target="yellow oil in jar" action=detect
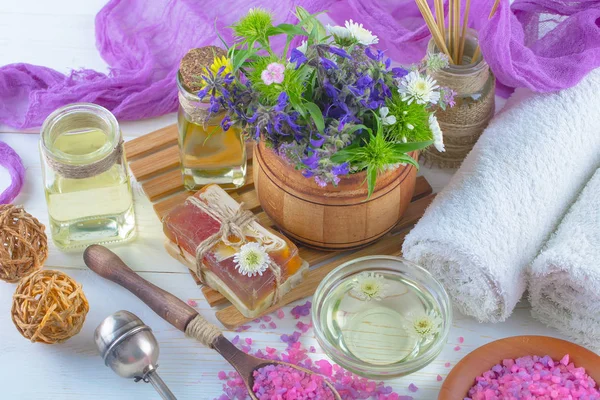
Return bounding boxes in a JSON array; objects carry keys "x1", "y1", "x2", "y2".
[
  {"x1": 44, "y1": 128, "x2": 135, "y2": 249},
  {"x1": 177, "y1": 108, "x2": 247, "y2": 191}
]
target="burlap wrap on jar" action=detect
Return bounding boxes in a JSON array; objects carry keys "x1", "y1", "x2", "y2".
[{"x1": 422, "y1": 30, "x2": 495, "y2": 169}]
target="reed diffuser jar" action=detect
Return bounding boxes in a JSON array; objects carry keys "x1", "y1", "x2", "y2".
[
  {"x1": 176, "y1": 72, "x2": 247, "y2": 191},
  {"x1": 423, "y1": 29, "x2": 495, "y2": 168},
  {"x1": 40, "y1": 103, "x2": 136, "y2": 249}
]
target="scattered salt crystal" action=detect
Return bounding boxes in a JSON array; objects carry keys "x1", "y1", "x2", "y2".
[
  {"x1": 231, "y1": 335, "x2": 240, "y2": 345},
  {"x1": 290, "y1": 301, "x2": 311, "y2": 319},
  {"x1": 437, "y1": 375, "x2": 443, "y2": 381},
  {"x1": 262, "y1": 315, "x2": 272, "y2": 322},
  {"x1": 245, "y1": 338, "x2": 252, "y2": 345},
  {"x1": 458, "y1": 336, "x2": 464, "y2": 344},
  {"x1": 454, "y1": 346, "x2": 461, "y2": 351},
  {"x1": 217, "y1": 371, "x2": 227, "y2": 380},
  {"x1": 187, "y1": 299, "x2": 198, "y2": 307},
  {"x1": 408, "y1": 383, "x2": 418, "y2": 392},
  {"x1": 235, "y1": 325, "x2": 251, "y2": 332},
  {"x1": 444, "y1": 362, "x2": 451, "y2": 368},
  {"x1": 268, "y1": 321, "x2": 277, "y2": 329},
  {"x1": 276, "y1": 309, "x2": 285, "y2": 319},
  {"x1": 253, "y1": 318, "x2": 261, "y2": 323}
]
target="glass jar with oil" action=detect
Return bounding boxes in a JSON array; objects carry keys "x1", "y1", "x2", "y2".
[
  {"x1": 177, "y1": 71, "x2": 247, "y2": 191},
  {"x1": 40, "y1": 103, "x2": 136, "y2": 249},
  {"x1": 312, "y1": 256, "x2": 452, "y2": 378}
]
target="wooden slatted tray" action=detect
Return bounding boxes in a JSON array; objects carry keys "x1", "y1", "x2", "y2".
[{"x1": 125, "y1": 125, "x2": 434, "y2": 329}]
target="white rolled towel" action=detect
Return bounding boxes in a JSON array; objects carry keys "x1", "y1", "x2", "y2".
[
  {"x1": 402, "y1": 69, "x2": 600, "y2": 323},
  {"x1": 529, "y1": 169, "x2": 600, "y2": 349}
]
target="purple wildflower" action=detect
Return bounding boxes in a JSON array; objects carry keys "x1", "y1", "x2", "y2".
[
  {"x1": 290, "y1": 48, "x2": 307, "y2": 69},
  {"x1": 332, "y1": 163, "x2": 349, "y2": 176},
  {"x1": 392, "y1": 67, "x2": 409, "y2": 78},
  {"x1": 320, "y1": 57, "x2": 338, "y2": 70},
  {"x1": 220, "y1": 115, "x2": 232, "y2": 131},
  {"x1": 328, "y1": 46, "x2": 351, "y2": 59}
]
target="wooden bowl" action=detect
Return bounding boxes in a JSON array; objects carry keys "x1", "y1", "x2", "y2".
[
  {"x1": 253, "y1": 142, "x2": 418, "y2": 250},
  {"x1": 439, "y1": 336, "x2": 600, "y2": 399}
]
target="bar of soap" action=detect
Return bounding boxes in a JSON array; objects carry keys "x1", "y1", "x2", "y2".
[{"x1": 163, "y1": 184, "x2": 308, "y2": 318}]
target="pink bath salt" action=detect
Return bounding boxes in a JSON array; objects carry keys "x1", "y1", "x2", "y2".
[
  {"x1": 245, "y1": 338, "x2": 253, "y2": 345},
  {"x1": 269, "y1": 321, "x2": 277, "y2": 329},
  {"x1": 217, "y1": 371, "x2": 227, "y2": 380},
  {"x1": 231, "y1": 335, "x2": 240, "y2": 345},
  {"x1": 458, "y1": 336, "x2": 464, "y2": 344},
  {"x1": 466, "y1": 354, "x2": 600, "y2": 400},
  {"x1": 437, "y1": 375, "x2": 443, "y2": 381},
  {"x1": 187, "y1": 299, "x2": 198, "y2": 307},
  {"x1": 408, "y1": 383, "x2": 418, "y2": 392},
  {"x1": 444, "y1": 362, "x2": 451, "y2": 368},
  {"x1": 316, "y1": 359, "x2": 333, "y2": 377},
  {"x1": 276, "y1": 309, "x2": 285, "y2": 319},
  {"x1": 252, "y1": 364, "x2": 335, "y2": 399},
  {"x1": 235, "y1": 325, "x2": 251, "y2": 332},
  {"x1": 454, "y1": 346, "x2": 461, "y2": 351},
  {"x1": 262, "y1": 315, "x2": 272, "y2": 322}
]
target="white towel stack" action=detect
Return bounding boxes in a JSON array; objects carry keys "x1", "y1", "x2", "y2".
[
  {"x1": 529, "y1": 169, "x2": 600, "y2": 350},
  {"x1": 402, "y1": 70, "x2": 600, "y2": 323}
]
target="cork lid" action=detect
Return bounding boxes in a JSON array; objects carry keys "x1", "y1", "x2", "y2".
[{"x1": 179, "y1": 46, "x2": 228, "y2": 92}]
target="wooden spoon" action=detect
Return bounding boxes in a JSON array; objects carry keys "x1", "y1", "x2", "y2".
[{"x1": 84, "y1": 245, "x2": 341, "y2": 400}]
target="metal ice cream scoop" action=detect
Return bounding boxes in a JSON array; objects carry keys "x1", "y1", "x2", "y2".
[{"x1": 95, "y1": 310, "x2": 177, "y2": 400}]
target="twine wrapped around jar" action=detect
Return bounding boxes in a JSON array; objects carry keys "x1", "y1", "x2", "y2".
[{"x1": 422, "y1": 30, "x2": 495, "y2": 169}]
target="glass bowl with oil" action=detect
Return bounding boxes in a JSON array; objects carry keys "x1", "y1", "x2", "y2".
[{"x1": 312, "y1": 255, "x2": 452, "y2": 379}]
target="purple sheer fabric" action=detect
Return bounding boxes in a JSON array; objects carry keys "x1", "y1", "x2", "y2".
[{"x1": 1, "y1": 0, "x2": 599, "y2": 129}]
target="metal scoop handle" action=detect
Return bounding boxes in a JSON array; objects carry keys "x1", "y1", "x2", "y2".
[{"x1": 146, "y1": 369, "x2": 177, "y2": 400}]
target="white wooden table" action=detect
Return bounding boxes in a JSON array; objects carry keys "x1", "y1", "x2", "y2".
[{"x1": 0, "y1": 1, "x2": 570, "y2": 399}]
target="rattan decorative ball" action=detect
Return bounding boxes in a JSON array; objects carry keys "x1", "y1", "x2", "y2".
[
  {"x1": 0, "y1": 204, "x2": 48, "y2": 283},
  {"x1": 11, "y1": 269, "x2": 89, "y2": 344}
]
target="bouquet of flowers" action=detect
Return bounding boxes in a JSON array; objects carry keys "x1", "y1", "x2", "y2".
[{"x1": 197, "y1": 7, "x2": 454, "y2": 196}]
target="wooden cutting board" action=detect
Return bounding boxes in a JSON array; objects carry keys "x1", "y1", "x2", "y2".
[{"x1": 124, "y1": 124, "x2": 434, "y2": 329}]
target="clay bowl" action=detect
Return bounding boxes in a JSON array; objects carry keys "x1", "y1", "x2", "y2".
[{"x1": 439, "y1": 336, "x2": 600, "y2": 399}]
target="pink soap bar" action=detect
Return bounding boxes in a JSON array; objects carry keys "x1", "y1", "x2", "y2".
[{"x1": 163, "y1": 184, "x2": 307, "y2": 317}]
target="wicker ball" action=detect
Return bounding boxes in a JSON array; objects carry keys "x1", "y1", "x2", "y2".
[
  {"x1": 11, "y1": 269, "x2": 89, "y2": 344},
  {"x1": 0, "y1": 204, "x2": 48, "y2": 283}
]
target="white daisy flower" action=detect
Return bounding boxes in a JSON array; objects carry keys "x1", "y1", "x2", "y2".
[
  {"x1": 379, "y1": 107, "x2": 397, "y2": 126},
  {"x1": 404, "y1": 310, "x2": 443, "y2": 340},
  {"x1": 297, "y1": 40, "x2": 308, "y2": 54},
  {"x1": 344, "y1": 19, "x2": 379, "y2": 45},
  {"x1": 326, "y1": 24, "x2": 352, "y2": 40},
  {"x1": 429, "y1": 114, "x2": 445, "y2": 152},
  {"x1": 350, "y1": 272, "x2": 389, "y2": 301},
  {"x1": 233, "y1": 242, "x2": 271, "y2": 277},
  {"x1": 397, "y1": 71, "x2": 440, "y2": 106}
]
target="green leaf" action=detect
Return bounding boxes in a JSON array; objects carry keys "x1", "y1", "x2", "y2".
[
  {"x1": 289, "y1": 92, "x2": 306, "y2": 118},
  {"x1": 389, "y1": 140, "x2": 434, "y2": 153},
  {"x1": 232, "y1": 47, "x2": 258, "y2": 72},
  {"x1": 296, "y1": 6, "x2": 327, "y2": 42},
  {"x1": 304, "y1": 102, "x2": 325, "y2": 134},
  {"x1": 366, "y1": 165, "x2": 378, "y2": 198},
  {"x1": 268, "y1": 23, "x2": 307, "y2": 37},
  {"x1": 330, "y1": 144, "x2": 360, "y2": 163},
  {"x1": 392, "y1": 154, "x2": 420, "y2": 169},
  {"x1": 215, "y1": 20, "x2": 230, "y2": 50}
]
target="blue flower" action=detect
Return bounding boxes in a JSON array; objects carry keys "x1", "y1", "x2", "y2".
[
  {"x1": 274, "y1": 92, "x2": 289, "y2": 112},
  {"x1": 302, "y1": 170, "x2": 315, "y2": 178},
  {"x1": 302, "y1": 153, "x2": 320, "y2": 169},
  {"x1": 328, "y1": 46, "x2": 351, "y2": 59},
  {"x1": 323, "y1": 81, "x2": 338, "y2": 100},
  {"x1": 197, "y1": 87, "x2": 208, "y2": 99},
  {"x1": 332, "y1": 163, "x2": 349, "y2": 176},
  {"x1": 310, "y1": 134, "x2": 325, "y2": 148},
  {"x1": 320, "y1": 57, "x2": 338, "y2": 70},
  {"x1": 209, "y1": 96, "x2": 220, "y2": 113},
  {"x1": 392, "y1": 67, "x2": 409, "y2": 78},
  {"x1": 220, "y1": 115, "x2": 232, "y2": 131},
  {"x1": 356, "y1": 74, "x2": 373, "y2": 89},
  {"x1": 290, "y1": 48, "x2": 307, "y2": 69}
]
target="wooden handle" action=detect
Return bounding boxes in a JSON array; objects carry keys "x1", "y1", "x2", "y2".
[{"x1": 83, "y1": 244, "x2": 199, "y2": 332}]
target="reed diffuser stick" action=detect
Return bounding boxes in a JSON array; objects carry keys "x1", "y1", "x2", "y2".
[
  {"x1": 452, "y1": 0, "x2": 461, "y2": 64},
  {"x1": 458, "y1": 0, "x2": 472, "y2": 63},
  {"x1": 435, "y1": 0, "x2": 445, "y2": 37},
  {"x1": 448, "y1": 0, "x2": 454, "y2": 62},
  {"x1": 472, "y1": 0, "x2": 501, "y2": 63},
  {"x1": 415, "y1": 0, "x2": 453, "y2": 62}
]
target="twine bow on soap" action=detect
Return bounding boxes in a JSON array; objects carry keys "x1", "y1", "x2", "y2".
[{"x1": 186, "y1": 196, "x2": 283, "y2": 305}]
